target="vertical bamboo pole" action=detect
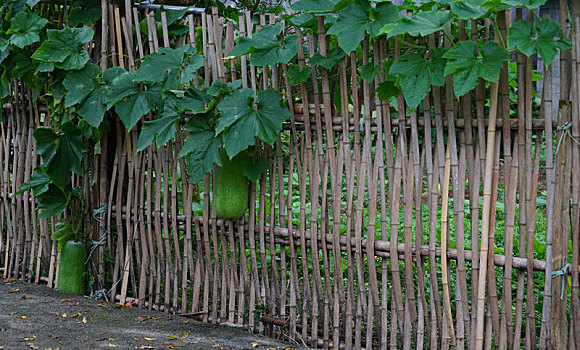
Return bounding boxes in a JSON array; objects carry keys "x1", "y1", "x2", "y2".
[
  {"x1": 474, "y1": 81, "x2": 499, "y2": 350},
  {"x1": 440, "y1": 143, "x2": 456, "y2": 347}
]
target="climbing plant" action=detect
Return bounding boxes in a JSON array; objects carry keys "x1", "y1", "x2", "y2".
[{"x1": 0, "y1": 0, "x2": 572, "y2": 221}]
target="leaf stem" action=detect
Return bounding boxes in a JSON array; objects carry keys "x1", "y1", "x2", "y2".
[{"x1": 395, "y1": 36, "x2": 424, "y2": 50}]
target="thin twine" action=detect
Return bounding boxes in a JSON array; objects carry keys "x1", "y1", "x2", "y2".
[
  {"x1": 555, "y1": 122, "x2": 580, "y2": 156},
  {"x1": 551, "y1": 256, "x2": 571, "y2": 300}
]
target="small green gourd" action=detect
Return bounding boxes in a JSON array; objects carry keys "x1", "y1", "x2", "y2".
[
  {"x1": 214, "y1": 151, "x2": 249, "y2": 220},
  {"x1": 57, "y1": 241, "x2": 86, "y2": 296}
]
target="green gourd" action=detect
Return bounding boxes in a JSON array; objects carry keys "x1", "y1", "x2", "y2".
[
  {"x1": 57, "y1": 241, "x2": 86, "y2": 296},
  {"x1": 214, "y1": 151, "x2": 249, "y2": 220}
]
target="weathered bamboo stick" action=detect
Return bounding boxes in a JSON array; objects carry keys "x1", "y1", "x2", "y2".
[{"x1": 474, "y1": 81, "x2": 499, "y2": 350}]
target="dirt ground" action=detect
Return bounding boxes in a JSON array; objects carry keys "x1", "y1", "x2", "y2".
[{"x1": 0, "y1": 279, "x2": 306, "y2": 350}]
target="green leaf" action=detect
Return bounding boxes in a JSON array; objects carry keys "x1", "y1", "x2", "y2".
[
  {"x1": 154, "y1": 5, "x2": 188, "y2": 26},
  {"x1": 8, "y1": 12, "x2": 48, "y2": 48},
  {"x1": 174, "y1": 86, "x2": 213, "y2": 114},
  {"x1": 287, "y1": 65, "x2": 311, "y2": 84},
  {"x1": 16, "y1": 168, "x2": 51, "y2": 196},
  {"x1": 358, "y1": 62, "x2": 380, "y2": 83},
  {"x1": 26, "y1": 0, "x2": 40, "y2": 8},
  {"x1": 327, "y1": 0, "x2": 398, "y2": 53},
  {"x1": 135, "y1": 46, "x2": 203, "y2": 90},
  {"x1": 217, "y1": 88, "x2": 291, "y2": 158},
  {"x1": 34, "y1": 127, "x2": 58, "y2": 164},
  {"x1": 451, "y1": 0, "x2": 491, "y2": 19},
  {"x1": 228, "y1": 23, "x2": 299, "y2": 66},
  {"x1": 34, "y1": 62, "x2": 54, "y2": 73},
  {"x1": 207, "y1": 80, "x2": 242, "y2": 97},
  {"x1": 291, "y1": 0, "x2": 337, "y2": 13},
  {"x1": 390, "y1": 48, "x2": 446, "y2": 108},
  {"x1": 381, "y1": 11, "x2": 452, "y2": 38},
  {"x1": 508, "y1": 19, "x2": 572, "y2": 67},
  {"x1": 309, "y1": 47, "x2": 345, "y2": 70},
  {"x1": 34, "y1": 123, "x2": 87, "y2": 190},
  {"x1": 31, "y1": 27, "x2": 93, "y2": 70},
  {"x1": 242, "y1": 155, "x2": 269, "y2": 182},
  {"x1": 63, "y1": 63, "x2": 101, "y2": 107},
  {"x1": 136, "y1": 104, "x2": 180, "y2": 152},
  {"x1": 376, "y1": 81, "x2": 400, "y2": 101},
  {"x1": 482, "y1": 0, "x2": 547, "y2": 9},
  {"x1": 37, "y1": 185, "x2": 70, "y2": 219},
  {"x1": 110, "y1": 71, "x2": 162, "y2": 129},
  {"x1": 443, "y1": 41, "x2": 508, "y2": 97},
  {"x1": 68, "y1": 0, "x2": 101, "y2": 26},
  {"x1": 63, "y1": 63, "x2": 119, "y2": 127},
  {"x1": 181, "y1": 113, "x2": 223, "y2": 183}
]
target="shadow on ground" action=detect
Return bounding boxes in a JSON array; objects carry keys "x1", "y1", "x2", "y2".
[{"x1": 0, "y1": 279, "x2": 308, "y2": 350}]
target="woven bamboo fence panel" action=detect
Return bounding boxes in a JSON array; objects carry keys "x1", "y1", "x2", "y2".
[{"x1": 1, "y1": 2, "x2": 580, "y2": 349}]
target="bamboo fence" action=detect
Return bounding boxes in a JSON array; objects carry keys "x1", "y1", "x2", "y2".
[{"x1": 1, "y1": 1, "x2": 580, "y2": 349}]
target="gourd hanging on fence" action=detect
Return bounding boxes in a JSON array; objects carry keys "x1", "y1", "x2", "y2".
[
  {"x1": 57, "y1": 241, "x2": 87, "y2": 296},
  {"x1": 214, "y1": 150, "x2": 249, "y2": 220}
]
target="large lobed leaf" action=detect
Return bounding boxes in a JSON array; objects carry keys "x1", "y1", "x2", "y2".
[
  {"x1": 217, "y1": 88, "x2": 291, "y2": 159},
  {"x1": 8, "y1": 12, "x2": 48, "y2": 48},
  {"x1": 443, "y1": 41, "x2": 508, "y2": 97},
  {"x1": 135, "y1": 46, "x2": 204, "y2": 91},
  {"x1": 180, "y1": 113, "x2": 222, "y2": 184},
  {"x1": 390, "y1": 48, "x2": 446, "y2": 109},
  {"x1": 327, "y1": 0, "x2": 398, "y2": 54},
  {"x1": 33, "y1": 123, "x2": 87, "y2": 191},
  {"x1": 381, "y1": 11, "x2": 452, "y2": 38},
  {"x1": 109, "y1": 70, "x2": 163, "y2": 130},
  {"x1": 508, "y1": 19, "x2": 571, "y2": 67},
  {"x1": 31, "y1": 26, "x2": 93, "y2": 70},
  {"x1": 62, "y1": 64, "x2": 123, "y2": 127},
  {"x1": 227, "y1": 23, "x2": 298, "y2": 67}
]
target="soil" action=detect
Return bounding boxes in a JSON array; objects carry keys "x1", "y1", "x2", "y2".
[{"x1": 0, "y1": 279, "x2": 306, "y2": 350}]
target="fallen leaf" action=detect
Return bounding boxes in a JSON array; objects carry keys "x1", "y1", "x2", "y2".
[
  {"x1": 8, "y1": 312, "x2": 17, "y2": 315},
  {"x1": 4, "y1": 278, "x2": 17, "y2": 282},
  {"x1": 23, "y1": 336, "x2": 36, "y2": 341},
  {"x1": 163, "y1": 334, "x2": 177, "y2": 340},
  {"x1": 178, "y1": 332, "x2": 190, "y2": 339},
  {"x1": 21, "y1": 315, "x2": 28, "y2": 319},
  {"x1": 8, "y1": 288, "x2": 20, "y2": 292},
  {"x1": 21, "y1": 295, "x2": 27, "y2": 299},
  {"x1": 124, "y1": 302, "x2": 133, "y2": 307},
  {"x1": 61, "y1": 313, "x2": 67, "y2": 318},
  {"x1": 74, "y1": 302, "x2": 80, "y2": 306},
  {"x1": 82, "y1": 316, "x2": 87, "y2": 324},
  {"x1": 97, "y1": 303, "x2": 107, "y2": 308},
  {"x1": 136, "y1": 316, "x2": 149, "y2": 322},
  {"x1": 26, "y1": 343, "x2": 39, "y2": 349},
  {"x1": 107, "y1": 343, "x2": 119, "y2": 347},
  {"x1": 61, "y1": 298, "x2": 72, "y2": 302},
  {"x1": 252, "y1": 342, "x2": 260, "y2": 347},
  {"x1": 182, "y1": 341, "x2": 198, "y2": 344},
  {"x1": 210, "y1": 340, "x2": 217, "y2": 342},
  {"x1": 182, "y1": 320, "x2": 189, "y2": 324},
  {"x1": 133, "y1": 337, "x2": 141, "y2": 341},
  {"x1": 167, "y1": 345, "x2": 182, "y2": 349},
  {"x1": 138, "y1": 346, "x2": 155, "y2": 349},
  {"x1": 69, "y1": 312, "x2": 82, "y2": 319},
  {"x1": 144, "y1": 337, "x2": 157, "y2": 341}
]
